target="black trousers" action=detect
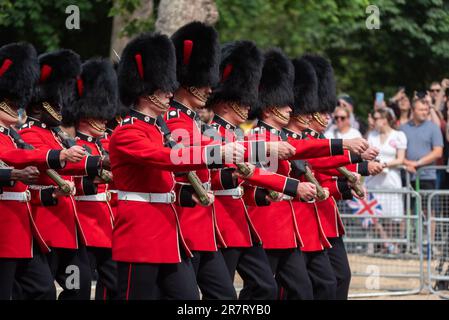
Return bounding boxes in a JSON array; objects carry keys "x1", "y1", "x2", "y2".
[
  {"x1": 190, "y1": 250, "x2": 237, "y2": 300},
  {"x1": 266, "y1": 248, "x2": 313, "y2": 300},
  {"x1": 221, "y1": 246, "x2": 277, "y2": 300},
  {"x1": 0, "y1": 243, "x2": 55, "y2": 300},
  {"x1": 303, "y1": 250, "x2": 337, "y2": 300},
  {"x1": 117, "y1": 253, "x2": 200, "y2": 300},
  {"x1": 327, "y1": 237, "x2": 351, "y2": 300},
  {"x1": 87, "y1": 247, "x2": 118, "y2": 300},
  {"x1": 46, "y1": 243, "x2": 93, "y2": 300}
]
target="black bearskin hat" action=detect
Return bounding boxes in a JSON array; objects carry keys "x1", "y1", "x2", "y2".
[
  {"x1": 207, "y1": 40, "x2": 263, "y2": 109},
  {"x1": 117, "y1": 32, "x2": 178, "y2": 107},
  {"x1": 63, "y1": 58, "x2": 117, "y2": 125},
  {"x1": 0, "y1": 42, "x2": 39, "y2": 109},
  {"x1": 31, "y1": 49, "x2": 81, "y2": 112},
  {"x1": 251, "y1": 48, "x2": 294, "y2": 118},
  {"x1": 291, "y1": 56, "x2": 319, "y2": 116},
  {"x1": 171, "y1": 21, "x2": 220, "y2": 88},
  {"x1": 302, "y1": 54, "x2": 336, "y2": 113}
]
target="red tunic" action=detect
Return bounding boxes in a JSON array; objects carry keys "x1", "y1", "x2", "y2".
[
  {"x1": 164, "y1": 101, "x2": 225, "y2": 251},
  {"x1": 20, "y1": 119, "x2": 102, "y2": 249},
  {"x1": 0, "y1": 126, "x2": 63, "y2": 257},
  {"x1": 109, "y1": 110, "x2": 226, "y2": 263},
  {"x1": 74, "y1": 132, "x2": 114, "y2": 248},
  {"x1": 302, "y1": 129, "x2": 350, "y2": 238},
  {"x1": 244, "y1": 122, "x2": 346, "y2": 249}
]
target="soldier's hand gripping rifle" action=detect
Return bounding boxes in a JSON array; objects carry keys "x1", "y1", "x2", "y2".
[
  {"x1": 202, "y1": 123, "x2": 281, "y2": 200},
  {"x1": 311, "y1": 131, "x2": 365, "y2": 198},
  {"x1": 291, "y1": 159, "x2": 327, "y2": 201},
  {"x1": 52, "y1": 127, "x2": 112, "y2": 183},
  {"x1": 336, "y1": 167, "x2": 365, "y2": 198},
  {"x1": 8, "y1": 127, "x2": 73, "y2": 193},
  {"x1": 156, "y1": 116, "x2": 212, "y2": 206}
]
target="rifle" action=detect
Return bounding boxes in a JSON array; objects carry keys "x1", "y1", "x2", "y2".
[
  {"x1": 157, "y1": 115, "x2": 211, "y2": 206},
  {"x1": 202, "y1": 122, "x2": 280, "y2": 200},
  {"x1": 8, "y1": 127, "x2": 73, "y2": 193},
  {"x1": 308, "y1": 130, "x2": 365, "y2": 198},
  {"x1": 336, "y1": 167, "x2": 365, "y2": 198},
  {"x1": 52, "y1": 127, "x2": 112, "y2": 183},
  {"x1": 290, "y1": 159, "x2": 327, "y2": 201}
]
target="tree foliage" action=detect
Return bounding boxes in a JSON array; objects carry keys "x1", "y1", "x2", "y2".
[{"x1": 1, "y1": 0, "x2": 449, "y2": 118}]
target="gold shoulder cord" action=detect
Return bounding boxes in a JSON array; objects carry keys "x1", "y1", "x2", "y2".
[
  {"x1": 0, "y1": 100, "x2": 19, "y2": 118},
  {"x1": 42, "y1": 102, "x2": 62, "y2": 122}
]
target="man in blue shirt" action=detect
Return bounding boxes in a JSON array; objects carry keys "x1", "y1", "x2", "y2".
[
  {"x1": 401, "y1": 94, "x2": 443, "y2": 244},
  {"x1": 401, "y1": 96, "x2": 443, "y2": 186}
]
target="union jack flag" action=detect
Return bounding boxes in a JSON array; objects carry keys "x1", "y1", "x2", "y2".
[{"x1": 347, "y1": 193, "x2": 383, "y2": 228}]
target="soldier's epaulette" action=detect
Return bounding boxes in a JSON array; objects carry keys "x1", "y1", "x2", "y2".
[
  {"x1": 166, "y1": 109, "x2": 180, "y2": 120},
  {"x1": 120, "y1": 117, "x2": 135, "y2": 126}
]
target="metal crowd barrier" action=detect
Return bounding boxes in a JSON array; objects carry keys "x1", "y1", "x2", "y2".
[
  {"x1": 338, "y1": 188, "x2": 423, "y2": 298},
  {"x1": 338, "y1": 165, "x2": 449, "y2": 299},
  {"x1": 414, "y1": 166, "x2": 449, "y2": 299}
]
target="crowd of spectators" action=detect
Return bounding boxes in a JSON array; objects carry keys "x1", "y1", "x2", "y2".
[{"x1": 328, "y1": 82, "x2": 449, "y2": 253}]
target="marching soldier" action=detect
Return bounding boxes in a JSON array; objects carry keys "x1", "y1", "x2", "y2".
[
  {"x1": 110, "y1": 32, "x2": 246, "y2": 300},
  {"x1": 166, "y1": 21, "x2": 236, "y2": 299},
  {"x1": 282, "y1": 56, "x2": 372, "y2": 299},
  {"x1": 205, "y1": 41, "x2": 315, "y2": 299},
  {"x1": 20, "y1": 49, "x2": 104, "y2": 300},
  {"x1": 298, "y1": 54, "x2": 383, "y2": 299},
  {"x1": 242, "y1": 48, "x2": 371, "y2": 299},
  {"x1": 0, "y1": 42, "x2": 79, "y2": 300},
  {"x1": 66, "y1": 58, "x2": 119, "y2": 300}
]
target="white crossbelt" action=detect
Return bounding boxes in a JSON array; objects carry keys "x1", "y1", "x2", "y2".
[
  {"x1": 214, "y1": 186, "x2": 244, "y2": 198},
  {"x1": 75, "y1": 192, "x2": 111, "y2": 202},
  {"x1": 117, "y1": 191, "x2": 176, "y2": 204},
  {"x1": 0, "y1": 190, "x2": 31, "y2": 202}
]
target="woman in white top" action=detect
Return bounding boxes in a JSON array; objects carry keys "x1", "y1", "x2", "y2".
[
  {"x1": 365, "y1": 108, "x2": 408, "y2": 253},
  {"x1": 325, "y1": 106, "x2": 362, "y2": 139}
]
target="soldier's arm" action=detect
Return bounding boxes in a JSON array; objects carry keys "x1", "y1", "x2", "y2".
[
  {"x1": 287, "y1": 138, "x2": 344, "y2": 160},
  {"x1": 306, "y1": 151, "x2": 363, "y2": 170},
  {"x1": 110, "y1": 125, "x2": 225, "y2": 171}
]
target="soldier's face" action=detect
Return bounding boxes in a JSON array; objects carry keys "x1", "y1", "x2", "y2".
[
  {"x1": 310, "y1": 112, "x2": 330, "y2": 133},
  {"x1": 80, "y1": 118, "x2": 107, "y2": 137},
  {"x1": 193, "y1": 86, "x2": 212, "y2": 108},
  {"x1": 153, "y1": 89, "x2": 173, "y2": 111},
  {"x1": 0, "y1": 108, "x2": 19, "y2": 127},
  {"x1": 272, "y1": 105, "x2": 291, "y2": 126},
  {"x1": 231, "y1": 104, "x2": 249, "y2": 124}
]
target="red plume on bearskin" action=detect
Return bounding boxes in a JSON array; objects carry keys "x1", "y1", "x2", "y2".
[
  {"x1": 207, "y1": 40, "x2": 263, "y2": 109},
  {"x1": 171, "y1": 21, "x2": 220, "y2": 88},
  {"x1": 118, "y1": 32, "x2": 178, "y2": 107}
]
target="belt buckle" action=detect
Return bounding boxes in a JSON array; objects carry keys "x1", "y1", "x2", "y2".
[
  {"x1": 105, "y1": 191, "x2": 111, "y2": 202},
  {"x1": 169, "y1": 191, "x2": 176, "y2": 203},
  {"x1": 24, "y1": 190, "x2": 31, "y2": 202},
  {"x1": 232, "y1": 186, "x2": 244, "y2": 199}
]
